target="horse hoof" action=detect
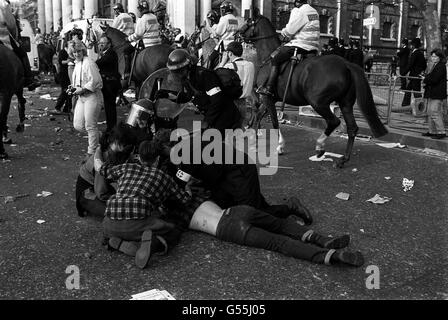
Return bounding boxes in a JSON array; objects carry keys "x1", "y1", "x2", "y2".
[
  {"x1": 316, "y1": 150, "x2": 325, "y2": 158},
  {"x1": 16, "y1": 124, "x2": 25, "y2": 133},
  {"x1": 0, "y1": 152, "x2": 9, "y2": 160}
]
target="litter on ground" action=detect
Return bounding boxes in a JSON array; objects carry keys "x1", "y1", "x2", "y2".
[
  {"x1": 402, "y1": 178, "x2": 414, "y2": 192},
  {"x1": 336, "y1": 192, "x2": 350, "y2": 201},
  {"x1": 367, "y1": 194, "x2": 392, "y2": 204},
  {"x1": 130, "y1": 289, "x2": 175, "y2": 300},
  {"x1": 376, "y1": 142, "x2": 407, "y2": 149},
  {"x1": 37, "y1": 191, "x2": 53, "y2": 198}
]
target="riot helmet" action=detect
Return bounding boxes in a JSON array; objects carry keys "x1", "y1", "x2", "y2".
[
  {"x1": 220, "y1": 1, "x2": 234, "y2": 16},
  {"x1": 166, "y1": 49, "x2": 192, "y2": 71},
  {"x1": 138, "y1": 0, "x2": 150, "y2": 14},
  {"x1": 126, "y1": 99, "x2": 155, "y2": 128}
]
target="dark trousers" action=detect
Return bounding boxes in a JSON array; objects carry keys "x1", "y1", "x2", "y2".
[
  {"x1": 216, "y1": 205, "x2": 328, "y2": 263},
  {"x1": 399, "y1": 68, "x2": 407, "y2": 90},
  {"x1": 402, "y1": 78, "x2": 423, "y2": 106},
  {"x1": 102, "y1": 80, "x2": 121, "y2": 132},
  {"x1": 55, "y1": 81, "x2": 72, "y2": 112},
  {"x1": 272, "y1": 46, "x2": 310, "y2": 66},
  {"x1": 75, "y1": 175, "x2": 107, "y2": 218}
]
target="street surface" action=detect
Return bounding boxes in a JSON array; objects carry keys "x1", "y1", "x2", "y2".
[{"x1": 0, "y1": 79, "x2": 447, "y2": 300}]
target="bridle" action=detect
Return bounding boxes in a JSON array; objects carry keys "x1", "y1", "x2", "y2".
[{"x1": 238, "y1": 15, "x2": 279, "y2": 43}]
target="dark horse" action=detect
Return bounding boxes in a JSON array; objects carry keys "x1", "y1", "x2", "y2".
[
  {"x1": 37, "y1": 43, "x2": 55, "y2": 74},
  {"x1": 239, "y1": 14, "x2": 388, "y2": 168},
  {"x1": 99, "y1": 25, "x2": 174, "y2": 101},
  {"x1": 0, "y1": 44, "x2": 24, "y2": 159}
]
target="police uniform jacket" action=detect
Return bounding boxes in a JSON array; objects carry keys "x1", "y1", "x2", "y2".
[
  {"x1": 112, "y1": 13, "x2": 135, "y2": 36},
  {"x1": 211, "y1": 13, "x2": 239, "y2": 50}
]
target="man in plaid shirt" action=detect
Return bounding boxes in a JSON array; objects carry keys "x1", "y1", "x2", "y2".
[{"x1": 98, "y1": 140, "x2": 192, "y2": 269}]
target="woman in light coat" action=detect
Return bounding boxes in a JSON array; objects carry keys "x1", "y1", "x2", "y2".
[{"x1": 69, "y1": 41, "x2": 103, "y2": 156}]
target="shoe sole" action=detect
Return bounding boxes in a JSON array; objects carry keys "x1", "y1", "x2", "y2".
[
  {"x1": 338, "y1": 251, "x2": 364, "y2": 267},
  {"x1": 108, "y1": 238, "x2": 138, "y2": 256},
  {"x1": 325, "y1": 235, "x2": 350, "y2": 249},
  {"x1": 135, "y1": 230, "x2": 153, "y2": 269}
]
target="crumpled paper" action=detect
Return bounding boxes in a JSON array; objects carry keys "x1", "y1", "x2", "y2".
[
  {"x1": 367, "y1": 194, "x2": 392, "y2": 204},
  {"x1": 402, "y1": 178, "x2": 414, "y2": 192},
  {"x1": 336, "y1": 192, "x2": 350, "y2": 201},
  {"x1": 309, "y1": 152, "x2": 343, "y2": 162},
  {"x1": 376, "y1": 142, "x2": 407, "y2": 149},
  {"x1": 37, "y1": 191, "x2": 53, "y2": 198}
]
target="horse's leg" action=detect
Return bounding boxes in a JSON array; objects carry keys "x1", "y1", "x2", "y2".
[
  {"x1": 335, "y1": 102, "x2": 358, "y2": 169},
  {"x1": 0, "y1": 93, "x2": 12, "y2": 159},
  {"x1": 16, "y1": 89, "x2": 26, "y2": 133},
  {"x1": 313, "y1": 104, "x2": 341, "y2": 158},
  {"x1": 264, "y1": 97, "x2": 285, "y2": 155}
]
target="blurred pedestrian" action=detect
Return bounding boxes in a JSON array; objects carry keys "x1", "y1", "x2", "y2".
[
  {"x1": 347, "y1": 40, "x2": 363, "y2": 68},
  {"x1": 422, "y1": 48, "x2": 447, "y2": 139},
  {"x1": 401, "y1": 37, "x2": 427, "y2": 107},
  {"x1": 397, "y1": 38, "x2": 410, "y2": 90},
  {"x1": 54, "y1": 41, "x2": 72, "y2": 113},
  {"x1": 70, "y1": 41, "x2": 103, "y2": 158},
  {"x1": 96, "y1": 35, "x2": 121, "y2": 133}
]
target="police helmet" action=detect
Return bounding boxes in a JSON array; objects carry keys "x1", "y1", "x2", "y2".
[
  {"x1": 138, "y1": 0, "x2": 150, "y2": 14},
  {"x1": 113, "y1": 3, "x2": 124, "y2": 13},
  {"x1": 207, "y1": 10, "x2": 220, "y2": 24},
  {"x1": 167, "y1": 49, "x2": 192, "y2": 71},
  {"x1": 220, "y1": 1, "x2": 234, "y2": 15}
]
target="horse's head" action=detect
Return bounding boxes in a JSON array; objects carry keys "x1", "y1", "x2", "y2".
[{"x1": 238, "y1": 12, "x2": 279, "y2": 44}]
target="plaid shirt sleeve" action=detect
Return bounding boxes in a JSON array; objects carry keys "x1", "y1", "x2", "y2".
[{"x1": 157, "y1": 171, "x2": 192, "y2": 206}]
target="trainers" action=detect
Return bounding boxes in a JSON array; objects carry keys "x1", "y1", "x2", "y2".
[
  {"x1": 322, "y1": 235, "x2": 350, "y2": 249},
  {"x1": 135, "y1": 230, "x2": 153, "y2": 269},
  {"x1": 330, "y1": 250, "x2": 364, "y2": 267}
]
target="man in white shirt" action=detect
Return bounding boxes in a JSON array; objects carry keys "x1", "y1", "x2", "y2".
[
  {"x1": 218, "y1": 41, "x2": 255, "y2": 127},
  {"x1": 258, "y1": 0, "x2": 320, "y2": 96},
  {"x1": 206, "y1": 1, "x2": 239, "y2": 69},
  {"x1": 112, "y1": 3, "x2": 135, "y2": 36}
]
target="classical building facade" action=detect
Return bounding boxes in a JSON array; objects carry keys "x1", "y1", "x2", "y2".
[{"x1": 20, "y1": 0, "x2": 448, "y2": 54}]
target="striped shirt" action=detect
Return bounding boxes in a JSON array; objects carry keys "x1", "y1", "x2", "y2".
[
  {"x1": 128, "y1": 12, "x2": 161, "y2": 47},
  {"x1": 100, "y1": 162, "x2": 191, "y2": 220},
  {"x1": 282, "y1": 4, "x2": 320, "y2": 52}
]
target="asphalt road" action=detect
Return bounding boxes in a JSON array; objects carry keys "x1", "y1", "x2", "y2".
[{"x1": 0, "y1": 82, "x2": 447, "y2": 300}]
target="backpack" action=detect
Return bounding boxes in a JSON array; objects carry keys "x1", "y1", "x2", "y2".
[{"x1": 214, "y1": 62, "x2": 243, "y2": 100}]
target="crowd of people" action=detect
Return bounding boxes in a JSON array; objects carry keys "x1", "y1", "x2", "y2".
[{"x1": 2, "y1": 0, "x2": 446, "y2": 269}]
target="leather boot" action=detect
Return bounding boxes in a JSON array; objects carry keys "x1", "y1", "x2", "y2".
[
  {"x1": 301, "y1": 230, "x2": 350, "y2": 249},
  {"x1": 257, "y1": 65, "x2": 279, "y2": 96}
]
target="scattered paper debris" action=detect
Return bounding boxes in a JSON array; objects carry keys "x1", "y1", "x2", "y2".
[
  {"x1": 36, "y1": 220, "x2": 46, "y2": 224},
  {"x1": 402, "y1": 178, "x2": 414, "y2": 192},
  {"x1": 37, "y1": 191, "x2": 53, "y2": 198},
  {"x1": 54, "y1": 127, "x2": 63, "y2": 133},
  {"x1": 63, "y1": 156, "x2": 70, "y2": 161},
  {"x1": 376, "y1": 142, "x2": 407, "y2": 149},
  {"x1": 352, "y1": 168, "x2": 358, "y2": 172},
  {"x1": 367, "y1": 194, "x2": 392, "y2": 204},
  {"x1": 97, "y1": 121, "x2": 107, "y2": 125},
  {"x1": 4, "y1": 196, "x2": 15, "y2": 204},
  {"x1": 340, "y1": 134, "x2": 372, "y2": 142},
  {"x1": 41, "y1": 166, "x2": 48, "y2": 169},
  {"x1": 309, "y1": 152, "x2": 343, "y2": 162},
  {"x1": 10, "y1": 144, "x2": 17, "y2": 147},
  {"x1": 360, "y1": 229, "x2": 365, "y2": 233},
  {"x1": 130, "y1": 289, "x2": 175, "y2": 300},
  {"x1": 336, "y1": 192, "x2": 350, "y2": 201},
  {"x1": 422, "y1": 148, "x2": 447, "y2": 157},
  {"x1": 39, "y1": 94, "x2": 54, "y2": 100},
  {"x1": 279, "y1": 119, "x2": 292, "y2": 124},
  {"x1": 385, "y1": 177, "x2": 391, "y2": 180},
  {"x1": 264, "y1": 165, "x2": 294, "y2": 170},
  {"x1": 24, "y1": 124, "x2": 31, "y2": 127}
]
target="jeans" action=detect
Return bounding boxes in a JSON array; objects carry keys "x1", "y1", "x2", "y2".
[
  {"x1": 73, "y1": 92, "x2": 102, "y2": 154},
  {"x1": 427, "y1": 99, "x2": 446, "y2": 134},
  {"x1": 75, "y1": 175, "x2": 107, "y2": 217},
  {"x1": 216, "y1": 205, "x2": 328, "y2": 263},
  {"x1": 402, "y1": 78, "x2": 423, "y2": 106}
]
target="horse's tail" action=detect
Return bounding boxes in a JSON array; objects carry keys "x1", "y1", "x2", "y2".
[{"x1": 346, "y1": 62, "x2": 388, "y2": 138}]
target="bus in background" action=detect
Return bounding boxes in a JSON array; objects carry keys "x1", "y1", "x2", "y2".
[{"x1": 19, "y1": 19, "x2": 39, "y2": 72}]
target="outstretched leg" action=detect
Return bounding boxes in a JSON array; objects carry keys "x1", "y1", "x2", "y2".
[
  {"x1": 0, "y1": 93, "x2": 13, "y2": 159},
  {"x1": 313, "y1": 104, "x2": 341, "y2": 158}
]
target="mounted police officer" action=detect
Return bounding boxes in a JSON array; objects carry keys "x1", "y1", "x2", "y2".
[
  {"x1": 127, "y1": 0, "x2": 161, "y2": 48},
  {"x1": 207, "y1": 1, "x2": 239, "y2": 70},
  {"x1": 112, "y1": 2, "x2": 135, "y2": 36},
  {"x1": 166, "y1": 49, "x2": 241, "y2": 133},
  {"x1": 258, "y1": 0, "x2": 319, "y2": 96}
]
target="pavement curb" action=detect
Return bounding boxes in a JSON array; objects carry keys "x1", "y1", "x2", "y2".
[{"x1": 281, "y1": 110, "x2": 448, "y2": 154}]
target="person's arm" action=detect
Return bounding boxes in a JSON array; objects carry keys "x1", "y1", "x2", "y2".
[
  {"x1": 212, "y1": 18, "x2": 226, "y2": 38},
  {"x1": 201, "y1": 72, "x2": 227, "y2": 127},
  {"x1": 424, "y1": 64, "x2": 444, "y2": 85},
  {"x1": 282, "y1": 8, "x2": 307, "y2": 38},
  {"x1": 127, "y1": 18, "x2": 145, "y2": 43},
  {"x1": 166, "y1": 174, "x2": 192, "y2": 206}
]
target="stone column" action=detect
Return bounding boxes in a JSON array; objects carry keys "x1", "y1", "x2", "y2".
[
  {"x1": 200, "y1": 0, "x2": 212, "y2": 25},
  {"x1": 128, "y1": 0, "x2": 139, "y2": 17},
  {"x1": 172, "y1": 0, "x2": 196, "y2": 34},
  {"x1": 44, "y1": 0, "x2": 53, "y2": 33},
  {"x1": 53, "y1": 0, "x2": 62, "y2": 32},
  {"x1": 37, "y1": 0, "x2": 46, "y2": 33},
  {"x1": 72, "y1": 0, "x2": 83, "y2": 21},
  {"x1": 62, "y1": 0, "x2": 72, "y2": 26},
  {"x1": 84, "y1": 0, "x2": 98, "y2": 19},
  {"x1": 241, "y1": 0, "x2": 251, "y2": 18}
]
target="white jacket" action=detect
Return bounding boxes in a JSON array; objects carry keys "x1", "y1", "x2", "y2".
[
  {"x1": 128, "y1": 13, "x2": 161, "y2": 47},
  {"x1": 72, "y1": 56, "x2": 103, "y2": 93},
  {"x1": 0, "y1": 0, "x2": 17, "y2": 50},
  {"x1": 211, "y1": 13, "x2": 239, "y2": 50},
  {"x1": 282, "y1": 4, "x2": 320, "y2": 52},
  {"x1": 112, "y1": 13, "x2": 135, "y2": 36}
]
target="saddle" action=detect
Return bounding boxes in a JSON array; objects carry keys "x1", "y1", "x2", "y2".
[{"x1": 278, "y1": 50, "x2": 317, "y2": 75}]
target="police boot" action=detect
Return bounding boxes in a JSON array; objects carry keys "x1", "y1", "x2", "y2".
[
  {"x1": 21, "y1": 54, "x2": 41, "y2": 91},
  {"x1": 257, "y1": 65, "x2": 279, "y2": 97},
  {"x1": 312, "y1": 249, "x2": 364, "y2": 267},
  {"x1": 301, "y1": 230, "x2": 350, "y2": 249}
]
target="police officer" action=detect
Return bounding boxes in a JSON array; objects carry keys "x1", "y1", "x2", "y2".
[
  {"x1": 0, "y1": 0, "x2": 40, "y2": 90},
  {"x1": 127, "y1": 0, "x2": 161, "y2": 48},
  {"x1": 166, "y1": 49, "x2": 241, "y2": 133},
  {"x1": 258, "y1": 0, "x2": 320, "y2": 96},
  {"x1": 401, "y1": 37, "x2": 427, "y2": 107},
  {"x1": 112, "y1": 3, "x2": 135, "y2": 36},
  {"x1": 207, "y1": 1, "x2": 239, "y2": 70},
  {"x1": 397, "y1": 38, "x2": 410, "y2": 90}
]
